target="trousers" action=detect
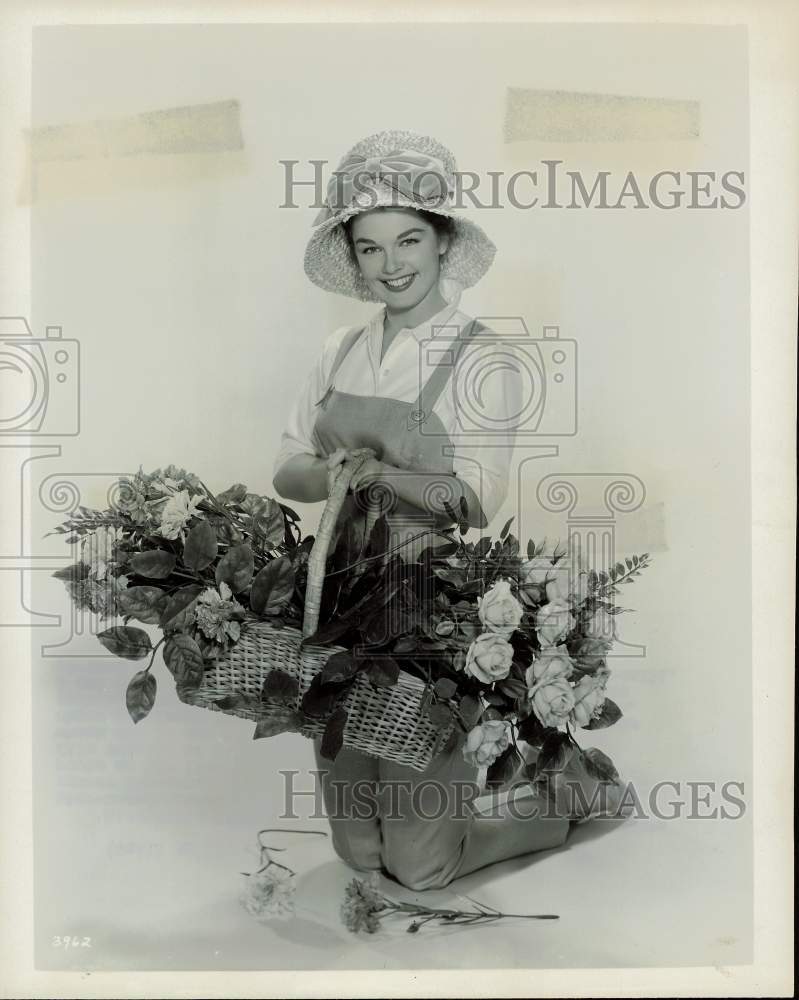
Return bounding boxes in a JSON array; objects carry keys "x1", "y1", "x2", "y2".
[{"x1": 312, "y1": 735, "x2": 571, "y2": 891}]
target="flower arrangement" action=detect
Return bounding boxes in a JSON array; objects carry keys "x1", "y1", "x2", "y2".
[
  {"x1": 50, "y1": 465, "x2": 308, "y2": 721},
  {"x1": 51, "y1": 466, "x2": 651, "y2": 784}
]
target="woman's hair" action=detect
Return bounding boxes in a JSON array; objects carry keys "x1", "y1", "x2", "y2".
[{"x1": 342, "y1": 209, "x2": 456, "y2": 261}]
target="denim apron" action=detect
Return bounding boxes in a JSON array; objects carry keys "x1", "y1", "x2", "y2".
[{"x1": 309, "y1": 318, "x2": 485, "y2": 562}]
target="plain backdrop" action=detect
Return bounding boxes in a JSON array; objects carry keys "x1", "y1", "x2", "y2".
[{"x1": 26, "y1": 22, "x2": 751, "y2": 970}]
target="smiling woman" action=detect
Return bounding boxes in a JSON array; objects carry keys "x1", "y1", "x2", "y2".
[{"x1": 270, "y1": 129, "x2": 622, "y2": 892}]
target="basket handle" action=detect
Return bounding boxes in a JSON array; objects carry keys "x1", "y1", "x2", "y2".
[{"x1": 301, "y1": 448, "x2": 376, "y2": 638}]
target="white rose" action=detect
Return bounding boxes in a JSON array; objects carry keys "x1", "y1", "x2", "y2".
[
  {"x1": 462, "y1": 720, "x2": 511, "y2": 767},
  {"x1": 464, "y1": 632, "x2": 514, "y2": 684},
  {"x1": 535, "y1": 600, "x2": 575, "y2": 647},
  {"x1": 525, "y1": 645, "x2": 574, "y2": 690},
  {"x1": 159, "y1": 489, "x2": 202, "y2": 540},
  {"x1": 477, "y1": 579, "x2": 523, "y2": 639}
]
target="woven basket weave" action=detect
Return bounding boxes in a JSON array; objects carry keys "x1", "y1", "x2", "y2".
[{"x1": 177, "y1": 452, "x2": 454, "y2": 771}]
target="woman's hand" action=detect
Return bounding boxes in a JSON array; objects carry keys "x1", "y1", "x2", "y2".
[
  {"x1": 325, "y1": 447, "x2": 379, "y2": 495},
  {"x1": 348, "y1": 457, "x2": 387, "y2": 492}
]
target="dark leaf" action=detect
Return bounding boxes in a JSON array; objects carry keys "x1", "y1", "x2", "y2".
[
  {"x1": 536, "y1": 730, "x2": 573, "y2": 773},
  {"x1": 250, "y1": 556, "x2": 295, "y2": 615},
  {"x1": 321, "y1": 650, "x2": 359, "y2": 684},
  {"x1": 475, "y1": 537, "x2": 492, "y2": 558},
  {"x1": 498, "y1": 677, "x2": 528, "y2": 699},
  {"x1": 432, "y1": 566, "x2": 467, "y2": 589},
  {"x1": 97, "y1": 625, "x2": 152, "y2": 660},
  {"x1": 261, "y1": 669, "x2": 300, "y2": 706},
  {"x1": 500, "y1": 516, "x2": 514, "y2": 540},
  {"x1": 300, "y1": 616, "x2": 353, "y2": 649},
  {"x1": 215, "y1": 543, "x2": 254, "y2": 593},
  {"x1": 459, "y1": 694, "x2": 482, "y2": 727},
  {"x1": 130, "y1": 550, "x2": 177, "y2": 580},
  {"x1": 159, "y1": 584, "x2": 204, "y2": 630},
  {"x1": 301, "y1": 674, "x2": 347, "y2": 718},
  {"x1": 426, "y1": 702, "x2": 453, "y2": 729},
  {"x1": 182, "y1": 521, "x2": 218, "y2": 572},
  {"x1": 163, "y1": 634, "x2": 205, "y2": 688},
  {"x1": 434, "y1": 677, "x2": 457, "y2": 699},
  {"x1": 320, "y1": 707, "x2": 348, "y2": 760},
  {"x1": 249, "y1": 497, "x2": 286, "y2": 548},
  {"x1": 117, "y1": 586, "x2": 167, "y2": 625},
  {"x1": 485, "y1": 745, "x2": 523, "y2": 788},
  {"x1": 582, "y1": 747, "x2": 621, "y2": 783},
  {"x1": 517, "y1": 711, "x2": 548, "y2": 746},
  {"x1": 52, "y1": 562, "x2": 89, "y2": 582},
  {"x1": 253, "y1": 710, "x2": 305, "y2": 739},
  {"x1": 366, "y1": 657, "x2": 400, "y2": 688},
  {"x1": 584, "y1": 698, "x2": 623, "y2": 730},
  {"x1": 126, "y1": 670, "x2": 156, "y2": 723}
]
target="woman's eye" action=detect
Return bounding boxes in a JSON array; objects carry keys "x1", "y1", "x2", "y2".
[
  {"x1": 400, "y1": 238, "x2": 420, "y2": 246},
  {"x1": 360, "y1": 246, "x2": 380, "y2": 254}
]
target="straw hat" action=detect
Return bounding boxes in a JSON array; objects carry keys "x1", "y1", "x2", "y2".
[{"x1": 304, "y1": 129, "x2": 496, "y2": 302}]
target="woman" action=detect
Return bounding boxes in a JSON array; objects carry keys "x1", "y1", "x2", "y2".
[{"x1": 272, "y1": 130, "x2": 624, "y2": 891}]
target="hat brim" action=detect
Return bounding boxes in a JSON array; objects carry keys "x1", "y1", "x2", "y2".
[{"x1": 304, "y1": 197, "x2": 496, "y2": 302}]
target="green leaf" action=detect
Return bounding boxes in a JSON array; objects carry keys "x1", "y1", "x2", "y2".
[
  {"x1": 584, "y1": 698, "x2": 623, "y2": 730},
  {"x1": 527, "y1": 539, "x2": 535, "y2": 560},
  {"x1": 159, "y1": 584, "x2": 203, "y2": 630},
  {"x1": 320, "y1": 707, "x2": 348, "y2": 760},
  {"x1": 126, "y1": 670, "x2": 156, "y2": 723},
  {"x1": 366, "y1": 657, "x2": 400, "y2": 688},
  {"x1": 182, "y1": 521, "x2": 218, "y2": 572},
  {"x1": 97, "y1": 625, "x2": 152, "y2": 660},
  {"x1": 130, "y1": 550, "x2": 177, "y2": 579},
  {"x1": 216, "y1": 483, "x2": 248, "y2": 504},
  {"x1": 320, "y1": 650, "x2": 359, "y2": 684},
  {"x1": 117, "y1": 586, "x2": 167, "y2": 625},
  {"x1": 434, "y1": 677, "x2": 457, "y2": 699},
  {"x1": 500, "y1": 516, "x2": 514, "y2": 540},
  {"x1": 250, "y1": 556, "x2": 294, "y2": 615},
  {"x1": 215, "y1": 543, "x2": 254, "y2": 593},
  {"x1": 261, "y1": 668, "x2": 300, "y2": 706},
  {"x1": 253, "y1": 710, "x2": 305, "y2": 739},
  {"x1": 163, "y1": 634, "x2": 205, "y2": 688}
]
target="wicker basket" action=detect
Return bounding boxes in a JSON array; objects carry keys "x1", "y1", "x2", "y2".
[{"x1": 177, "y1": 452, "x2": 455, "y2": 771}]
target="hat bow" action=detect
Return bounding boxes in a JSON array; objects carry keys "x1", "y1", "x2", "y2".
[{"x1": 313, "y1": 149, "x2": 453, "y2": 226}]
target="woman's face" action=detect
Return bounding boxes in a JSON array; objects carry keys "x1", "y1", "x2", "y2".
[{"x1": 348, "y1": 209, "x2": 449, "y2": 312}]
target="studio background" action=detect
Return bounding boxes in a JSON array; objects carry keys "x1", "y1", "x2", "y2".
[{"x1": 26, "y1": 22, "x2": 751, "y2": 970}]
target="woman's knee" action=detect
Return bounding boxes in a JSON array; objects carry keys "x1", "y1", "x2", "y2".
[{"x1": 328, "y1": 820, "x2": 383, "y2": 873}]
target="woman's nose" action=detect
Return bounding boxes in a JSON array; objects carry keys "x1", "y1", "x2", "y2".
[{"x1": 382, "y1": 250, "x2": 402, "y2": 274}]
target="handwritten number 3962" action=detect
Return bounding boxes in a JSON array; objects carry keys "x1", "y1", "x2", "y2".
[{"x1": 51, "y1": 936, "x2": 92, "y2": 949}]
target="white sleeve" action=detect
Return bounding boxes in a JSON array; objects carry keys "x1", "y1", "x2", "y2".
[
  {"x1": 447, "y1": 339, "x2": 527, "y2": 525},
  {"x1": 271, "y1": 326, "x2": 352, "y2": 481}
]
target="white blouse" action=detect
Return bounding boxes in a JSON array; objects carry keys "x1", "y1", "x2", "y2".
[{"x1": 272, "y1": 298, "x2": 526, "y2": 525}]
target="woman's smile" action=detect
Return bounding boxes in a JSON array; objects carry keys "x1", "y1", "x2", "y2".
[{"x1": 381, "y1": 273, "x2": 416, "y2": 292}]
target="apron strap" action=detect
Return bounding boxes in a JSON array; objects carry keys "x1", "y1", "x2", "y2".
[
  {"x1": 409, "y1": 319, "x2": 488, "y2": 424},
  {"x1": 315, "y1": 325, "x2": 367, "y2": 407}
]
